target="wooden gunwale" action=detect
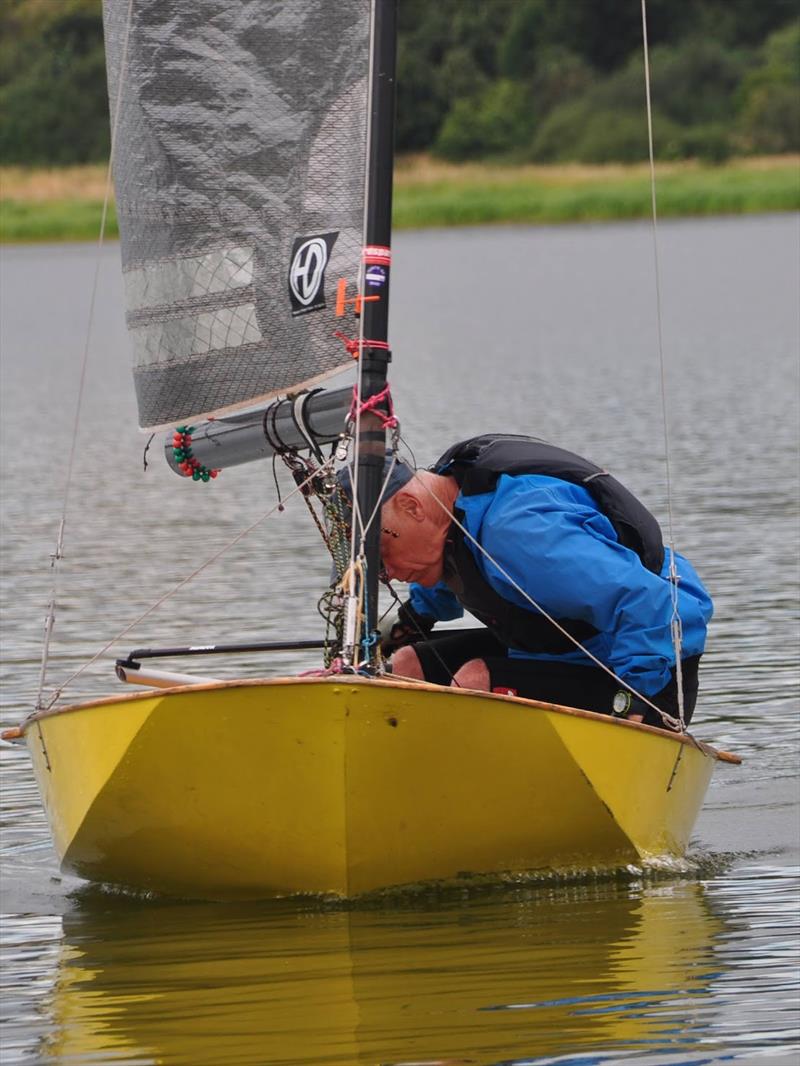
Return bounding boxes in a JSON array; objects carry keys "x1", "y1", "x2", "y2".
[{"x1": 10, "y1": 675, "x2": 741, "y2": 764}]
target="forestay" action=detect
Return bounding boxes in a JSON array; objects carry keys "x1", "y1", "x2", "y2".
[{"x1": 103, "y1": 0, "x2": 371, "y2": 430}]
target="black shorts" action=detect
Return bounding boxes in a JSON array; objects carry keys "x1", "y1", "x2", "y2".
[{"x1": 410, "y1": 628, "x2": 700, "y2": 727}]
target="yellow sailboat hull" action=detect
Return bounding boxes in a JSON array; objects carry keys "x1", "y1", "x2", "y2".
[{"x1": 23, "y1": 676, "x2": 724, "y2": 899}]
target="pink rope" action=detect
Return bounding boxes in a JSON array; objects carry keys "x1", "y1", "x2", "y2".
[
  {"x1": 334, "y1": 331, "x2": 390, "y2": 359},
  {"x1": 298, "y1": 658, "x2": 346, "y2": 677},
  {"x1": 348, "y1": 384, "x2": 398, "y2": 429}
]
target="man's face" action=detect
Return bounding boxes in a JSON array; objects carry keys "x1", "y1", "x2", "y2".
[{"x1": 379, "y1": 493, "x2": 445, "y2": 587}]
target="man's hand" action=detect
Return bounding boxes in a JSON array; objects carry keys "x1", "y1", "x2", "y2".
[
  {"x1": 380, "y1": 600, "x2": 435, "y2": 655},
  {"x1": 613, "y1": 689, "x2": 673, "y2": 728}
]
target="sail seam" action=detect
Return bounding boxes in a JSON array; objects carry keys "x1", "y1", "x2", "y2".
[
  {"x1": 125, "y1": 289, "x2": 258, "y2": 326},
  {"x1": 134, "y1": 340, "x2": 266, "y2": 370},
  {"x1": 119, "y1": 240, "x2": 256, "y2": 269}
]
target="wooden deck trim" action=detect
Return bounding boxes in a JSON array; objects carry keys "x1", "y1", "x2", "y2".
[{"x1": 7, "y1": 674, "x2": 741, "y2": 764}]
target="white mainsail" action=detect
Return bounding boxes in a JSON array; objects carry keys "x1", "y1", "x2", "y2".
[{"x1": 103, "y1": 0, "x2": 372, "y2": 430}]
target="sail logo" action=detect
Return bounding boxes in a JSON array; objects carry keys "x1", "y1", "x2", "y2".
[{"x1": 288, "y1": 232, "x2": 338, "y2": 316}]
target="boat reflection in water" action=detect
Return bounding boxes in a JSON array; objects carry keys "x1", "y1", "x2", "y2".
[{"x1": 42, "y1": 878, "x2": 727, "y2": 1065}]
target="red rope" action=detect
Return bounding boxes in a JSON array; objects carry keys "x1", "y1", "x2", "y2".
[
  {"x1": 334, "y1": 331, "x2": 360, "y2": 357},
  {"x1": 334, "y1": 331, "x2": 390, "y2": 359},
  {"x1": 348, "y1": 383, "x2": 398, "y2": 428},
  {"x1": 298, "y1": 660, "x2": 346, "y2": 677}
]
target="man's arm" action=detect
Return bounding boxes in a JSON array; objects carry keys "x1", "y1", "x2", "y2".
[
  {"x1": 475, "y1": 475, "x2": 711, "y2": 697},
  {"x1": 408, "y1": 582, "x2": 464, "y2": 621},
  {"x1": 380, "y1": 582, "x2": 463, "y2": 655}
]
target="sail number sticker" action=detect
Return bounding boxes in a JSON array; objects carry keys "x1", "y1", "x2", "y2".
[
  {"x1": 288, "y1": 232, "x2": 338, "y2": 316},
  {"x1": 365, "y1": 265, "x2": 387, "y2": 288}
]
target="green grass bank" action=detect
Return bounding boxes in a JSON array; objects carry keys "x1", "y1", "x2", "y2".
[{"x1": 1, "y1": 156, "x2": 798, "y2": 243}]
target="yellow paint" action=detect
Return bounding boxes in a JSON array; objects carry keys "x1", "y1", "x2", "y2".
[
  {"x1": 25, "y1": 677, "x2": 727, "y2": 899},
  {"x1": 46, "y1": 882, "x2": 725, "y2": 1064},
  {"x1": 27, "y1": 700, "x2": 154, "y2": 862},
  {"x1": 551, "y1": 712, "x2": 716, "y2": 856}
]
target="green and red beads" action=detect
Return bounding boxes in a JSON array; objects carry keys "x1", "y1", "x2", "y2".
[{"x1": 172, "y1": 426, "x2": 219, "y2": 483}]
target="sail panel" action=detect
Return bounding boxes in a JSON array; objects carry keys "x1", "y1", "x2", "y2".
[{"x1": 103, "y1": 0, "x2": 371, "y2": 429}]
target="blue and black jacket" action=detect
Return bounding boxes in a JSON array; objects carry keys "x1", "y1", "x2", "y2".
[{"x1": 408, "y1": 435, "x2": 713, "y2": 699}]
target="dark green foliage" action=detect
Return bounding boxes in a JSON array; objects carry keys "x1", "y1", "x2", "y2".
[
  {"x1": 0, "y1": 0, "x2": 109, "y2": 164},
  {"x1": 435, "y1": 79, "x2": 538, "y2": 161},
  {"x1": 531, "y1": 102, "x2": 684, "y2": 165},
  {"x1": 639, "y1": 38, "x2": 750, "y2": 128},
  {"x1": 395, "y1": 0, "x2": 516, "y2": 152},
  {"x1": 1, "y1": 0, "x2": 797, "y2": 166},
  {"x1": 498, "y1": 0, "x2": 679, "y2": 77},
  {"x1": 667, "y1": 124, "x2": 734, "y2": 164},
  {"x1": 525, "y1": 37, "x2": 747, "y2": 164},
  {"x1": 689, "y1": 0, "x2": 798, "y2": 48},
  {"x1": 737, "y1": 21, "x2": 800, "y2": 152}
]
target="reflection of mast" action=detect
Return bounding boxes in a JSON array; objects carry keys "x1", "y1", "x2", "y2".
[{"x1": 44, "y1": 882, "x2": 725, "y2": 1064}]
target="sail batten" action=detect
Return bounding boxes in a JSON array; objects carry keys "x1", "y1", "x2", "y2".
[{"x1": 103, "y1": 0, "x2": 372, "y2": 430}]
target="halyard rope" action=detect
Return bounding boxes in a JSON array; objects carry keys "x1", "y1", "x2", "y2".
[
  {"x1": 35, "y1": 0, "x2": 136, "y2": 711},
  {"x1": 339, "y1": 445, "x2": 402, "y2": 667},
  {"x1": 641, "y1": 0, "x2": 686, "y2": 727}
]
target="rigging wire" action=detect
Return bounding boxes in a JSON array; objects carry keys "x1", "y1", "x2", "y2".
[
  {"x1": 381, "y1": 578, "x2": 462, "y2": 687},
  {"x1": 346, "y1": 0, "x2": 378, "y2": 592},
  {"x1": 36, "y1": 0, "x2": 689, "y2": 733},
  {"x1": 390, "y1": 436, "x2": 686, "y2": 727},
  {"x1": 39, "y1": 460, "x2": 335, "y2": 712},
  {"x1": 411, "y1": 462, "x2": 687, "y2": 736},
  {"x1": 338, "y1": 444, "x2": 403, "y2": 666},
  {"x1": 641, "y1": 0, "x2": 686, "y2": 727},
  {"x1": 356, "y1": 11, "x2": 691, "y2": 731},
  {"x1": 35, "y1": 0, "x2": 137, "y2": 711}
]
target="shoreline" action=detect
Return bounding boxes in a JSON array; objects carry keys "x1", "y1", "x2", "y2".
[{"x1": 1, "y1": 155, "x2": 798, "y2": 243}]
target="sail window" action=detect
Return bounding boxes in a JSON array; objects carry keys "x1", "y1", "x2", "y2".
[
  {"x1": 123, "y1": 247, "x2": 255, "y2": 311},
  {"x1": 130, "y1": 305, "x2": 262, "y2": 367}
]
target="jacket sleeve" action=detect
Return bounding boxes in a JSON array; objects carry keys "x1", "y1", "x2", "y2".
[
  {"x1": 408, "y1": 581, "x2": 464, "y2": 622},
  {"x1": 475, "y1": 475, "x2": 711, "y2": 696}
]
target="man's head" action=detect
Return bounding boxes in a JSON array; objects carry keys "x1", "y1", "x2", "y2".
[
  {"x1": 335, "y1": 454, "x2": 414, "y2": 509},
  {"x1": 336, "y1": 457, "x2": 457, "y2": 586}
]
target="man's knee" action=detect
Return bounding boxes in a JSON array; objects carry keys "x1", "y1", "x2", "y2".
[
  {"x1": 452, "y1": 658, "x2": 490, "y2": 691},
  {"x1": 391, "y1": 645, "x2": 424, "y2": 681}
]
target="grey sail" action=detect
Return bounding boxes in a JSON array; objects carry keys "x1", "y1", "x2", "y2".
[{"x1": 103, "y1": 0, "x2": 371, "y2": 430}]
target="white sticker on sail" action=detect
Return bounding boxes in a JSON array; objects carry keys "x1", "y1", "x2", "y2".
[
  {"x1": 124, "y1": 247, "x2": 255, "y2": 311},
  {"x1": 130, "y1": 304, "x2": 262, "y2": 366},
  {"x1": 287, "y1": 232, "x2": 339, "y2": 316},
  {"x1": 289, "y1": 238, "x2": 329, "y2": 307}
]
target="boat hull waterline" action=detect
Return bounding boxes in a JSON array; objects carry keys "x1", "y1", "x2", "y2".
[{"x1": 23, "y1": 676, "x2": 723, "y2": 899}]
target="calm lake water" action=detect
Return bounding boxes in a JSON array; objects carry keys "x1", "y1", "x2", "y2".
[{"x1": 1, "y1": 215, "x2": 799, "y2": 1065}]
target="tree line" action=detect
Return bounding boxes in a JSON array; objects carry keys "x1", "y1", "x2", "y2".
[{"x1": 1, "y1": 0, "x2": 798, "y2": 166}]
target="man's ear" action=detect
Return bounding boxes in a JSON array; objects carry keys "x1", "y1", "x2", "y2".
[{"x1": 394, "y1": 491, "x2": 425, "y2": 522}]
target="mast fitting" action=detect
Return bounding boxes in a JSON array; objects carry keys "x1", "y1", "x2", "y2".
[
  {"x1": 348, "y1": 383, "x2": 398, "y2": 430},
  {"x1": 334, "y1": 330, "x2": 390, "y2": 359},
  {"x1": 335, "y1": 278, "x2": 380, "y2": 318}
]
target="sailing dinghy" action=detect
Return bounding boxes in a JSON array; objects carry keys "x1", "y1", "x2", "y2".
[{"x1": 5, "y1": 0, "x2": 739, "y2": 900}]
